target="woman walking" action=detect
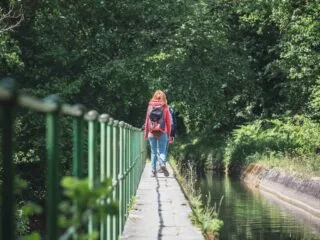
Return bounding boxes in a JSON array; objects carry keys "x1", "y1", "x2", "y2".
[{"x1": 144, "y1": 90, "x2": 171, "y2": 177}]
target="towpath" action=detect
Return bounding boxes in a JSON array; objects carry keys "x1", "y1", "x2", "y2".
[{"x1": 120, "y1": 164, "x2": 204, "y2": 240}]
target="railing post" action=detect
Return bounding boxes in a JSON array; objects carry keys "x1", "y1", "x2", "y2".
[
  {"x1": 72, "y1": 104, "x2": 86, "y2": 178},
  {"x1": 130, "y1": 127, "x2": 134, "y2": 197},
  {"x1": 106, "y1": 117, "x2": 113, "y2": 240},
  {"x1": 141, "y1": 130, "x2": 145, "y2": 178},
  {"x1": 127, "y1": 125, "x2": 131, "y2": 201},
  {"x1": 99, "y1": 113, "x2": 109, "y2": 240},
  {"x1": 133, "y1": 130, "x2": 137, "y2": 193},
  {"x1": 0, "y1": 78, "x2": 17, "y2": 240},
  {"x1": 133, "y1": 129, "x2": 140, "y2": 194},
  {"x1": 132, "y1": 128, "x2": 135, "y2": 196},
  {"x1": 112, "y1": 120, "x2": 119, "y2": 239},
  {"x1": 125, "y1": 124, "x2": 129, "y2": 203},
  {"x1": 86, "y1": 110, "x2": 99, "y2": 238},
  {"x1": 137, "y1": 130, "x2": 142, "y2": 190},
  {"x1": 45, "y1": 95, "x2": 61, "y2": 240},
  {"x1": 118, "y1": 121, "x2": 124, "y2": 233},
  {"x1": 124, "y1": 124, "x2": 128, "y2": 223},
  {"x1": 140, "y1": 129, "x2": 144, "y2": 176},
  {"x1": 139, "y1": 130, "x2": 142, "y2": 190},
  {"x1": 71, "y1": 105, "x2": 85, "y2": 240}
]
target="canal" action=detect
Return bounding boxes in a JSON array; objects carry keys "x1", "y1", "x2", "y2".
[{"x1": 198, "y1": 172, "x2": 320, "y2": 240}]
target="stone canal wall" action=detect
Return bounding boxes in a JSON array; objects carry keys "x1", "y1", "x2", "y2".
[{"x1": 241, "y1": 164, "x2": 320, "y2": 218}]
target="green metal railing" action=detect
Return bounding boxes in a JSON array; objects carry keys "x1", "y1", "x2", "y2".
[{"x1": 0, "y1": 78, "x2": 146, "y2": 240}]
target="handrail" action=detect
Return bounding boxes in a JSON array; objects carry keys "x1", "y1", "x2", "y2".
[
  {"x1": 0, "y1": 85, "x2": 83, "y2": 116},
  {"x1": 0, "y1": 78, "x2": 147, "y2": 240}
]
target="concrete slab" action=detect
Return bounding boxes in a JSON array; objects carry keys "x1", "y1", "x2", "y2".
[{"x1": 120, "y1": 164, "x2": 204, "y2": 240}]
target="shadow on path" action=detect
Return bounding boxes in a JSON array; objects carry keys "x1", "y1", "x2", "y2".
[{"x1": 156, "y1": 175, "x2": 164, "y2": 240}]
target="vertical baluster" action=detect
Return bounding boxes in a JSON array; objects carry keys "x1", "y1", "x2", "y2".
[
  {"x1": 143, "y1": 129, "x2": 146, "y2": 174},
  {"x1": 112, "y1": 120, "x2": 119, "y2": 239},
  {"x1": 45, "y1": 95, "x2": 61, "y2": 240},
  {"x1": 141, "y1": 130, "x2": 144, "y2": 177},
  {"x1": 138, "y1": 130, "x2": 142, "y2": 191},
  {"x1": 141, "y1": 129, "x2": 145, "y2": 176},
  {"x1": 118, "y1": 121, "x2": 124, "y2": 233},
  {"x1": 86, "y1": 110, "x2": 99, "y2": 238},
  {"x1": 131, "y1": 129, "x2": 135, "y2": 195},
  {"x1": 134, "y1": 129, "x2": 141, "y2": 186},
  {"x1": 135, "y1": 130, "x2": 138, "y2": 193},
  {"x1": 130, "y1": 128, "x2": 133, "y2": 203},
  {"x1": 126, "y1": 125, "x2": 130, "y2": 202},
  {"x1": 72, "y1": 105, "x2": 85, "y2": 240},
  {"x1": 128, "y1": 126, "x2": 132, "y2": 200},
  {"x1": 106, "y1": 117, "x2": 113, "y2": 240},
  {"x1": 0, "y1": 78, "x2": 17, "y2": 240},
  {"x1": 131, "y1": 128, "x2": 135, "y2": 196},
  {"x1": 99, "y1": 114, "x2": 109, "y2": 240},
  {"x1": 116, "y1": 121, "x2": 120, "y2": 238},
  {"x1": 72, "y1": 104, "x2": 85, "y2": 178},
  {"x1": 138, "y1": 130, "x2": 141, "y2": 191},
  {"x1": 136, "y1": 130, "x2": 139, "y2": 192},
  {"x1": 124, "y1": 124, "x2": 128, "y2": 224}
]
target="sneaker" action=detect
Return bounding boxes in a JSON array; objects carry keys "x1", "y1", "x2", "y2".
[
  {"x1": 160, "y1": 165, "x2": 169, "y2": 177},
  {"x1": 151, "y1": 169, "x2": 157, "y2": 177}
]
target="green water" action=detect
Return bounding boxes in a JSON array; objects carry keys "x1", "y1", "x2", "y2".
[{"x1": 198, "y1": 173, "x2": 320, "y2": 240}]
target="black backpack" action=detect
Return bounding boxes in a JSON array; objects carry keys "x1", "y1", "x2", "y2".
[{"x1": 148, "y1": 105, "x2": 165, "y2": 137}]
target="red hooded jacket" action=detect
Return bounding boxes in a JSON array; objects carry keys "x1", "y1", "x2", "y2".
[{"x1": 144, "y1": 99, "x2": 171, "y2": 139}]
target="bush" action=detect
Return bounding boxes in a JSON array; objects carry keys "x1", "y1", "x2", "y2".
[
  {"x1": 224, "y1": 115, "x2": 320, "y2": 175},
  {"x1": 170, "y1": 135, "x2": 226, "y2": 174}
]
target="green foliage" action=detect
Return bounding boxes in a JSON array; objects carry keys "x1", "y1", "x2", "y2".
[
  {"x1": 4, "y1": 177, "x2": 43, "y2": 238},
  {"x1": 208, "y1": 0, "x2": 320, "y2": 117},
  {"x1": 18, "y1": 176, "x2": 117, "y2": 239},
  {"x1": 1, "y1": 0, "x2": 318, "y2": 142},
  {"x1": 19, "y1": 202, "x2": 42, "y2": 237},
  {"x1": 14, "y1": 149, "x2": 40, "y2": 164},
  {"x1": 310, "y1": 77, "x2": 320, "y2": 117},
  {"x1": 59, "y1": 176, "x2": 118, "y2": 239},
  {"x1": 170, "y1": 160, "x2": 223, "y2": 237},
  {"x1": 225, "y1": 116, "x2": 320, "y2": 175},
  {"x1": 0, "y1": 1, "x2": 24, "y2": 75},
  {"x1": 189, "y1": 194, "x2": 224, "y2": 236},
  {"x1": 170, "y1": 135, "x2": 226, "y2": 173},
  {"x1": 23, "y1": 232, "x2": 41, "y2": 240},
  {"x1": 273, "y1": 1, "x2": 320, "y2": 113},
  {"x1": 1, "y1": 0, "x2": 320, "y2": 234},
  {"x1": 158, "y1": 0, "x2": 254, "y2": 134},
  {"x1": 0, "y1": 34, "x2": 24, "y2": 74}
]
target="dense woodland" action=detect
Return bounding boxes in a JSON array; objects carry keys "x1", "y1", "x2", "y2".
[{"x1": 1, "y1": 0, "x2": 320, "y2": 236}]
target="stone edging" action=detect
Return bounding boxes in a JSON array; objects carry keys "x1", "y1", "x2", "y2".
[{"x1": 241, "y1": 164, "x2": 320, "y2": 219}]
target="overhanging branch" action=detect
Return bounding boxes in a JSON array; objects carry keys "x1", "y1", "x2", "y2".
[{"x1": 0, "y1": 5, "x2": 24, "y2": 33}]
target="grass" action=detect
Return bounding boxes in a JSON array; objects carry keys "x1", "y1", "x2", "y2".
[
  {"x1": 170, "y1": 158, "x2": 224, "y2": 240},
  {"x1": 128, "y1": 196, "x2": 137, "y2": 211},
  {"x1": 249, "y1": 152, "x2": 320, "y2": 178}
]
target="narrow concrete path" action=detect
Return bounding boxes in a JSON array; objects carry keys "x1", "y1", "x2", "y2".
[{"x1": 121, "y1": 164, "x2": 204, "y2": 240}]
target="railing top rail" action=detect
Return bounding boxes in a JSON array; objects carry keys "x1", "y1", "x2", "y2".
[
  {"x1": 0, "y1": 86, "x2": 82, "y2": 116},
  {"x1": 0, "y1": 84, "x2": 142, "y2": 131}
]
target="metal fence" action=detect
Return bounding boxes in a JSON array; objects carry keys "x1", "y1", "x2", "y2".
[{"x1": 0, "y1": 78, "x2": 146, "y2": 240}]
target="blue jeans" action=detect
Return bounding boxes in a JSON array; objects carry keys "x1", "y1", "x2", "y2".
[{"x1": 148, "y1": 133, "x2": 168, "y2": 170}]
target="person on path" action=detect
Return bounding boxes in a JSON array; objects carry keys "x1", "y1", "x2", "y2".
[{"x1": 144, "y1": 90, "x2": 171, "y2": 177}]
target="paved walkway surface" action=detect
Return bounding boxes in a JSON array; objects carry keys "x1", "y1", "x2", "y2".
[{"x1": 121, "y1": 164, "x2": 204, "y2": 240}]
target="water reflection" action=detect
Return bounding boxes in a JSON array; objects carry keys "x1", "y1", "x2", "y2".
[{"x1": 198, "y1": 172, "x2": 320, "y2": 240}]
